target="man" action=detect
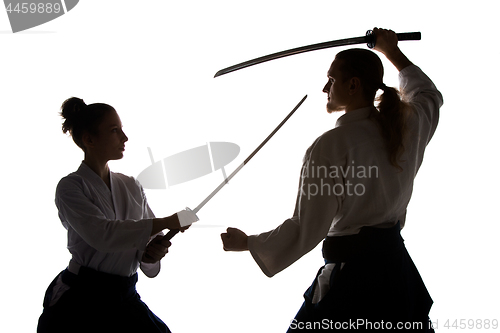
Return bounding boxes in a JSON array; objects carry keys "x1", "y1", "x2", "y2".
[{"x1": 221, "y1": 28, "x2": 442, "y2": 331}]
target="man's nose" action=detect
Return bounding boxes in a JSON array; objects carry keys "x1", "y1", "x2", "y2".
[{"x1": 323, "y1": 81, "x2": 331, "y2": 93}]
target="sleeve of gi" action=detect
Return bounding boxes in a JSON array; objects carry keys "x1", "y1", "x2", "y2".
[
  {"x1": 56, "y1": 177, "x2": 153, "y2": 254},
  {"x1": 140, "y1": 194, "x2": 163, "y2": 278},
  {"x1": 247, "y1": 137, "x2": 343, "y2": 277},
  {"x1": 399, "y1": 65, "x2": 443, "y2": 146}
]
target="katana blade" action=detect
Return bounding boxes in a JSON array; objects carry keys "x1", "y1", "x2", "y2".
[
  {"x1": 192, "y1": 94, "x2": 308, "y2": 214},
  {"x1": 214, "y1": 30, "x2": 421, "y2": 77},
  {"x1": 164, "y1": 95, "x2": 308, "y2": 242}
]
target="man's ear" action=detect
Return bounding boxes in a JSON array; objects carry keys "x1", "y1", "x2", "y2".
[{"x1": 348, "y1": 77, "x2": 362, "y2": 96}]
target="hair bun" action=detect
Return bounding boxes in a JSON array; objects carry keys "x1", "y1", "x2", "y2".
[{"x1": 61, "y1": 97, "x2": 87, "y2": 134}]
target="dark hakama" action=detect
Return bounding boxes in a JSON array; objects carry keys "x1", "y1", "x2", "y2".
[
  {"x1": 37, "y1": 266, "x2": 170, "y2": 333},
  {"x1": 287, "y1": 223, "x2": 434, "y2": 332}
]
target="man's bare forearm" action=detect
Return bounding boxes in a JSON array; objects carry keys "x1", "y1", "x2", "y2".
[{"x1": 385, "y1": 47, "x2": 413, "y2": 72}]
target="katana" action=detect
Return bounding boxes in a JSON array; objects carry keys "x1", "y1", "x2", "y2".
[
  {"x1": 214, "y1": 30, "x2": 421, "y2": 77},
  {"x1": 164, "y1": 94, "x2": 308, "y2": 241}
]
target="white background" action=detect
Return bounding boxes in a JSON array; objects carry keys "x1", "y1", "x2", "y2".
[{"x1": 1, "y1": 1, "x2": 499, "y2": 332}]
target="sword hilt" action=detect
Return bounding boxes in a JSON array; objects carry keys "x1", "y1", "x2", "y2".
[
  {"x1": 143, "y1": 229, "x2": 180, "y2": 261},
  {"x1": 163, "y1": 229, "x2": 180, "y2": 241},
  {"x1": 365, "y1": 30, "x2": 421, "y2": 49}
]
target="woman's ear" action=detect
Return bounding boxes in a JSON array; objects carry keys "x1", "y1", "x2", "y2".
[{"x1": 82, "y1": 132, "x2": 94, "y2": 150}]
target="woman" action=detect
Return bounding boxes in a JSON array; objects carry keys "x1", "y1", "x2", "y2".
[
  {"x1": 37, "y1": 98, "x2": 198, "y2": 333},
  {"x1": 221, "y1": 28, "x2": 442, "y2": 331}
]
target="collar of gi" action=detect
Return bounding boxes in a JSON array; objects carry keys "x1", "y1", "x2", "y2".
[
  {"x1": 77, "y1": 161, "x2": 112, "y2": 193},
  {"x1": 335, "y1": 106, "x2": 375, "y2": 127}
]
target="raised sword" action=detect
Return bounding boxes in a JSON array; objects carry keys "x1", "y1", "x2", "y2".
[{"x1": 214, "y1": 30, "x2": 421, "y2": 77}]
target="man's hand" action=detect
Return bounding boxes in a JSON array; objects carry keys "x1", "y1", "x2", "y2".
[
  {"x1": 142, "y1": 234, "x2": 172, "y2": 264},
  {"x1": 372, "y1": 27, "x2": 399, "y2": 56},
  {"x1": 221, "y1": 227, "x2": 249, "y2": 251},
  {"x1": 372, "y1": 27, "x2": 413, "y2": 71}
]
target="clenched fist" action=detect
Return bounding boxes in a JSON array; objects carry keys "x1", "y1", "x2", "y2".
[{"x1": 221, "y1": 227, "x2": 249, "y2": 251}]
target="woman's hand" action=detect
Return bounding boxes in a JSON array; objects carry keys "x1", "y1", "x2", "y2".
[
  {"x1": 142, "y1": 235, "x2": 172, "y2": 264},
  {"x1": 151, "y1": 210, "x2": 195, "y2": 236},
  {"x1": 221, "y1": 227, "x2": 249, "y2": 251}
]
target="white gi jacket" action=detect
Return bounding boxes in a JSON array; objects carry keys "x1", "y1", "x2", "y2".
[
  {"x1": 56, "y1": 162, "x2": 159, "y2": 278},
  {"x1": 248, "y1": 65, "x2": 443, "y2": 287}
]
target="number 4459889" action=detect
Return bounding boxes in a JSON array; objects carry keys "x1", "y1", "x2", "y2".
[
  {"x1": 444, "y1": 319, "x2": 498, "y2": 330},
  {"x1": 5, "y1": 3, "x2": 62, "y2": 14}
]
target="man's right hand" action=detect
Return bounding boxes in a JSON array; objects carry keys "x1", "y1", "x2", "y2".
[{"x1": 221, "y1": 227, "x2": 249, "y2": 251}]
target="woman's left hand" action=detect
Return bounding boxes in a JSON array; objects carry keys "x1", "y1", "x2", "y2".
[{"x1": 142, "y1": 235, "x2": 171, "y2": 263}]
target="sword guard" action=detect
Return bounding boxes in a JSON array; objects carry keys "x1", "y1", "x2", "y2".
[{"x1": 366, "y1": 30, "x2": 376, "y2": 49}]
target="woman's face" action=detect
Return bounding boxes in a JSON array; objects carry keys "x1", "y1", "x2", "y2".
[{"x1": 87, "y1": 109, "x2": 128, "y2": 161}]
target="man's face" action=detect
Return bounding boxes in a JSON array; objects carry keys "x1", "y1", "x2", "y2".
[{"x1": 323, "y1": 59, "x2": 350, "y2": 113}]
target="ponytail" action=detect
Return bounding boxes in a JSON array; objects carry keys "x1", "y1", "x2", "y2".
[
  {"x1": 60, "y1": 97, "x2": 114, "y2": 151},
  {"x1": 375, "y1": 85, "x2": 409, "y2": 170}
]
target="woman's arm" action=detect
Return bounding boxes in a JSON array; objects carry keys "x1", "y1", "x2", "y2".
[{"x1": 151, "y1": 215, "x2": 181, "y2": 236}]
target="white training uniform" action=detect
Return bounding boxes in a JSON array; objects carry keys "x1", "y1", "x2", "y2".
[
  {"x1": 247, "y1": 65, "x2": 442, "y2": 302},
  {"x1": 48, "y1": 162, "x2": 160, "y2": 305}
]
